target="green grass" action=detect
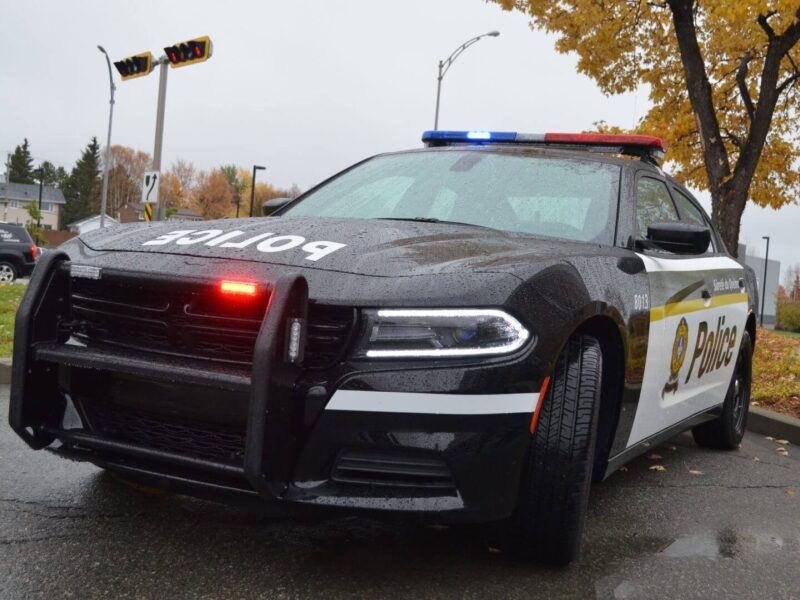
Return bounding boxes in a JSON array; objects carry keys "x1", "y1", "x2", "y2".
[
  {"x1": 0, "y1": 284, "x2": 25, "y2": 356},
  {"x1": 773, "y1": 329, "x2": 800, "y2": 340}
]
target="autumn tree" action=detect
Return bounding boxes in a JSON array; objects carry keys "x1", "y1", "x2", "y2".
[
  {"x1": 170, "y1": 159, "x2": 197, "y2": 204},
  {"x1": 493, "y1": 1, "x2": 800, "y2": 256},
  {"x1": 192, "y1": 169, "x2": 234, "y2": 219},
  {"x1": 105, "y1": 145, "x2": 151, "y2": 215},
  {"x1": 238, "y1": 167, "x2": 301, "y2": 217}
]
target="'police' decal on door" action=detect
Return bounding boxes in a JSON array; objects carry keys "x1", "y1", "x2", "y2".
[{"x1": 626, "y1": 255, "x2": 748, "y2": 447}]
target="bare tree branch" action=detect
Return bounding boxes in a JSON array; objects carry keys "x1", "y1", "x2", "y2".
[{"x1": 736, "y1": 53, "x2": 756, "y2": 120}]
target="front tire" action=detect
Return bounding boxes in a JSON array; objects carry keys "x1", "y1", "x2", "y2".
[
  {"x1": 0, "y1": 261, "x2": 17, "y2": 283},
  {"x1": 692, "y1": 330, "x2": 752, "y2": 450},
  {"x1": 504, "y1": 335, "x2": 602, "y2": 564}
]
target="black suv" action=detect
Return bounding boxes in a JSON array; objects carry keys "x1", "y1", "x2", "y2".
[{"x1": 0, "y1": 223, "x2": 38, "y2": 282}]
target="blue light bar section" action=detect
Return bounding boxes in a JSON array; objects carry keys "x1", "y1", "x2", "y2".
[{"x1": 422, "y1": 130, "x2": 519, "y2": 143}]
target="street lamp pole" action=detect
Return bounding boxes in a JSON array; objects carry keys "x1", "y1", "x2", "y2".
[
  {"x1": 761, "y1": 236, "x2": 770, "y2": 327},
  {"x1": 98, "y1": 46, "x2": 116, "y2": 229},
  {"x1": 433, "y1": 31, "x2": 500, "y2": 130},
  {"x1": 250, "y1": 165, "x2": 265, "y2": 217},
  {"x1": 35, "y1": 167, "x2": 43, "y2": 229}
]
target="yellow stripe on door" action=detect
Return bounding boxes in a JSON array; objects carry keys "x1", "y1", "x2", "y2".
[{"x1": 650, "y1": 292, "x2": 747, "y2": 322}]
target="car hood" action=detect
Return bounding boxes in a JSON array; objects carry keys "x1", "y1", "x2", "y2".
[{"x1": 79, "y1": 216, "x2": 600, "y2": 278}]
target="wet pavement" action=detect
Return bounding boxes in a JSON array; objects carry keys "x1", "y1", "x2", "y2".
[{"x1": 1, "y1": 385, "x2": 799, "y2": 599}]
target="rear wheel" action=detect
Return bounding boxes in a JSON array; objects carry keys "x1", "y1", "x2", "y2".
[
  {"x1": 503, "y1": 335, "x2": 602, "y2": 564},
  {"x1": 692, "y1": 330, "x2": 752, "y2": 450},
  {"x1": 0, "y1": 261, "x2": 17, "y2": 283}
]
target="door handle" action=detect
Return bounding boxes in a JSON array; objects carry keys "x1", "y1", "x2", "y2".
[{"x1": 701, "y1": 289, "x2": 712, "y2": 306}]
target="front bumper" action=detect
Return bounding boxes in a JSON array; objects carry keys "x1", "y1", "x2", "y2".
[{"x1": 10, "y1": 253, "x2": 541, "y2": 523}]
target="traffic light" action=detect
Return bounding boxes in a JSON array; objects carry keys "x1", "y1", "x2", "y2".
[
  {"x1": 113, "y1": 52, "x2": 153, "y2": 80},
  {"x1": 164, "y1": 36, "x2": 212, "y2": 69}
]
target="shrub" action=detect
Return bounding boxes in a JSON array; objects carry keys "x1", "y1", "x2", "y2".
[{"x1": 776, "y1": 299, "x2": 800, "y2": 333}]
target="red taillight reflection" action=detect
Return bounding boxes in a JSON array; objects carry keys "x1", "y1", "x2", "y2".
[{"x1": 220, "y1": 280, "x2": 257, "y2": 296}]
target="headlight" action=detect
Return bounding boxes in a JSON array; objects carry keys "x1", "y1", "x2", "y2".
[{"x1": 355, "y1": 308, "x2": 530, "y2": 359}]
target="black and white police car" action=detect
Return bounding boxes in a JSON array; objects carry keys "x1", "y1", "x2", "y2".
[{"x1": 10, "y1": 130, "x2": 758, "y2": 563}]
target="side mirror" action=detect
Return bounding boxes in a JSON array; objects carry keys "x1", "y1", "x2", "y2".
[
  {"x1": 262, "y1": 197, "x2": 292, "y2": 215},
  {"x1": 642, "y1": 222, "x2": 711, "y2": 255}
]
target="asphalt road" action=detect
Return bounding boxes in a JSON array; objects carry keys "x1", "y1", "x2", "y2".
[{"x1": 1, "y1": 386, "x2": 799, "y2": 600}]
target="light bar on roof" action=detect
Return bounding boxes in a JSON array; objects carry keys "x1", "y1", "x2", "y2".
[{"x1": 421, "y1": 130, "x2": 668, "y2": 164}]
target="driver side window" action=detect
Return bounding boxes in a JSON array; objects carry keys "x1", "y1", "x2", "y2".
[{"x1": 636, "y1": 177, "x2": 678, "y2": 236}]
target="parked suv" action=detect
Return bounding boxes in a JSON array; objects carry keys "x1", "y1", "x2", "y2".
[{"x1": 0, "y1": 223, "x2": 38, "y2": 282}]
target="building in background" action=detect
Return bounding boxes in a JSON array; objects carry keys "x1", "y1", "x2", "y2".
[
  {"x1": 739, "y1": 243, "x2": 780, "y2": 328},
  {"x1": 0, "y1": 182, "x2": 65, "y2": 230},
  {"x1": 67, "y1": 214, "x2": 119, "y2": 235}
]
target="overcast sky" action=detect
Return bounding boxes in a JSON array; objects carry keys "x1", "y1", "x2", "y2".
[{"x1": 1, "y1": 0, "x2": 796, "y2": 279}]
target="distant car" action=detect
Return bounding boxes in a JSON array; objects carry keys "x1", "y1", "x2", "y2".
[
  {"x1": 10, "y1": 130, "x2": 758, "y2": 564},
  {"x1": 0, "y1": 222, "x2": 38, "y2": 282}
]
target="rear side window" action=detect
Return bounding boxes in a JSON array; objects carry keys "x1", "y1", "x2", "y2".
[
  {"x1": 636, "y1": 177, "x2": 678, "y2": 235},
  {"x1": 0, "y1": 224, "x2": 32, "y2": 243}
]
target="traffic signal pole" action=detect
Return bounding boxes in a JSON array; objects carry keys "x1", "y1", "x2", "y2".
[{"x1": 151, "y1": 57, "x2": 169, "y2": 221}]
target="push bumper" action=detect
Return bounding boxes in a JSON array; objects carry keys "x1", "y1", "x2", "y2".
[{"x1": 10, "y1": 253, "x2": 539, "y2": 523}]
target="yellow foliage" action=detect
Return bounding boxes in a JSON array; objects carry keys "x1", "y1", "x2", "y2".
[{"x1": 493, "y1": 0, "x2": 800, "y2": 209}]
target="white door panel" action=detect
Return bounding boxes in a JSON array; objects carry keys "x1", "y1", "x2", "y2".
[{"x1": 627, "y1": 254, "x2": 748, "y2": 446}]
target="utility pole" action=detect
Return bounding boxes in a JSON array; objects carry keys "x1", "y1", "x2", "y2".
[
  {"x1": 98, "y1": 46, "x2": 116, "y2": 228},
  {"x1": 760, "y1": 236, "x2": 770, "y2": 327},
  {"x1": 151, "y1": 57, "x2": 169, "y2": 221}
]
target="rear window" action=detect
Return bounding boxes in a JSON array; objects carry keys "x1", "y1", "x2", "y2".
[
  {"x1": 282, "y1": 150, "x2": 621, "y2": 245},
  {"x1": 0, "y1": 224, "x2": 32, "y2": 243}
]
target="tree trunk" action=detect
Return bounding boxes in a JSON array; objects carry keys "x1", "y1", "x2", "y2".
[{"x1": 712, "y1": 184, "x2": 748, "y2": 258}]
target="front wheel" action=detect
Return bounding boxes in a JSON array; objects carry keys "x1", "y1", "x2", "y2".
[
  {"x1": 692, "y1": 330, "x2": 752, "y2": 450},
  {"x1": 502, "y1": 335, "x2": 602, "y2": 564}
]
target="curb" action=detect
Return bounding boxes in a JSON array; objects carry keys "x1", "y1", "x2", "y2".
[
  {"x1": 748, "y1": 406, "x2": 800, "y2": 446},
  {"x1": 0, "y1": 358, "x2": 11, "y2": 385}
]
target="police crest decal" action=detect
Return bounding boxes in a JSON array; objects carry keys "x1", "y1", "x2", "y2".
[{"x1": 662, "y1": 317, "x2": 689, "y2": 398}]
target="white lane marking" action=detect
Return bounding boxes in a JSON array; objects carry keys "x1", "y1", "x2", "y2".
[
  {"x1": 635, "y1": 254, "x2": 742, "y2": 273},
  {"x1": 325, "y1": 389, "x2": 538, "y2": 415}
]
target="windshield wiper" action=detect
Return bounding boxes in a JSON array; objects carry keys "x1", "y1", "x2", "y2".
[{"x1": 377, "y1": 217, "x2": 499, "y2": 231}]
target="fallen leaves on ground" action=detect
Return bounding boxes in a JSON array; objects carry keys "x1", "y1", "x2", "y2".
[
  {"x1": 649, "y1": 465, "x2": 667, "y2": 472},
  {"x1": 687, "y1": 469, "x2": 704, "y2": 476},
  {"x1": 786, "y1": 488, "x2": 797, "y2": 496},
  {"x1": 753, "y1": 328, "x2": 800, "y2": 419},
  {"x1": 647, "y1": 453, "x2": 663, "y2": 460},
  {"x1": 776, "y1": 439, "x2": 790, "y2": 445}
]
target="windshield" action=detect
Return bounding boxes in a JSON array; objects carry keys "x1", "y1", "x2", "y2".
[{"x1": 282, "y1": 150, "x2": 621, "y2": 244}]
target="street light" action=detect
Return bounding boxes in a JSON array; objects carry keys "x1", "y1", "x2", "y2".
[
  {"x1": 250, "y1": 165, "x2": 265, "y2": 217},
  {"x1": 433, "y1": 31, "x2": 500, "y2": 130},
  {"x1": 98, "y1": 45, "x2": 116, "y2": 228},
  {"x1": 761, "y1": 236, "x2": 770, "y2": 327}
]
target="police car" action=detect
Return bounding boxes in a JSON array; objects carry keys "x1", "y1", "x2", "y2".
[{"x1": 10, "y1": 130, "x2": 758, "y2": 563}]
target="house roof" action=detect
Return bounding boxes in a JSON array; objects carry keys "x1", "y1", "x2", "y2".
[
  {"x1": 67, "y1": 214, "x2": 119, "y2": 229},
  {"x1": 0, "y1": 182, "x2": 66, "y2": 204}
]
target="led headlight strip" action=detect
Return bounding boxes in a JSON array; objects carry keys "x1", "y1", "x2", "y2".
[{"x1": 364, "y1": 308, "x2": 530, "y2": 358}]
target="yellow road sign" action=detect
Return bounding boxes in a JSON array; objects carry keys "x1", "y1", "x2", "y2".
[{"x1": 144, "y1": 202, "x2": 153, "y2": 222}]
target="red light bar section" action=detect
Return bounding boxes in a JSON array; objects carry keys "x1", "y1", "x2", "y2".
[
  {"x1": 220, "y1": 280, "x2": 258, "y2": 296},
  {"x1": 544, "y1": 132, "x2": 668, "y2": 152}
]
